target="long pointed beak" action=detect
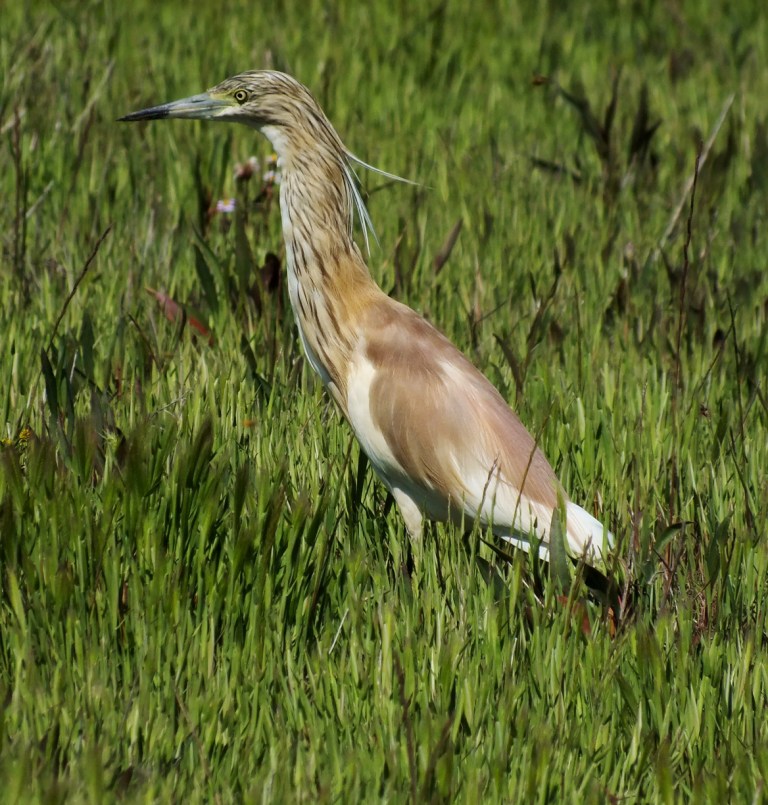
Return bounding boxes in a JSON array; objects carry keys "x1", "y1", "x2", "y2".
[{"x1": 118, "y1": 92, "x2": 233, "y2": 122}]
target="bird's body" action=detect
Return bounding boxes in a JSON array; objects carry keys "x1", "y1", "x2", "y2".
[{"x1": 122, "y1": 70, "x2": 613, "y2": 568}]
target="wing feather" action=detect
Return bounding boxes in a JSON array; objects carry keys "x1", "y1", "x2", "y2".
[{"x1": 357, "y1": 299, "x2": 593, "y2": 549}]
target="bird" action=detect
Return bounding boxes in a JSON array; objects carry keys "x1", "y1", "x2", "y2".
[{"x1": 121, "y1": 70, "x2": 614, "y2": 573}]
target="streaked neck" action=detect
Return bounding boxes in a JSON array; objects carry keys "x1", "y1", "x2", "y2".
[{"x1": 276, "y1": 147, "x2": 379, "y2": 404}]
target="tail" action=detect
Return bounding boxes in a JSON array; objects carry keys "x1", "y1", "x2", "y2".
[
  {"x1": 497, "y1": 501, "x2": 613, "y2": 568},
  {"x1": 565, "y1": 501, "x2": 614, "y2": 566}
]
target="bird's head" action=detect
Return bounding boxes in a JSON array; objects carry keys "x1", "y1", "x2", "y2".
[{"x1": 120, "y1": 70, "x2": 342, "y2": 160}]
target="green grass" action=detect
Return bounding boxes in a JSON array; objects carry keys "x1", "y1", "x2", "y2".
[{"x1": 2, "y1": 0, "x2": 767, "y2": 801}]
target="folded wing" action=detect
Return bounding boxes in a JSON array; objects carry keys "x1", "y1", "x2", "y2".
[{"x1": 352, "y1": 297, "x2": 613, "y2": 564}]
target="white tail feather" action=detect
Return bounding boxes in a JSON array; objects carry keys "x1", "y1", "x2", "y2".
[
  {"x1": 499, "y1": 502, "x2": 613, "y2": 566},
  {"x1": 565, "y1": 501, "x2": 614, "y2": 563}
]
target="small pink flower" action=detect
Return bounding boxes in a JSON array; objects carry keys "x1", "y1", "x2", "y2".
[{"x1": 215, "y1": 198, "x2": 236, "y2": 214}]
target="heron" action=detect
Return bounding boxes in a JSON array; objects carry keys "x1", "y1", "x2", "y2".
[{"x1": 121, "y1": 70, "x2": 614, "y2": 575}]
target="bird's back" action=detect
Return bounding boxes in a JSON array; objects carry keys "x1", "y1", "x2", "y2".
[{"x1": 342, "y1": 292, "x2": 606, "y2": 557}]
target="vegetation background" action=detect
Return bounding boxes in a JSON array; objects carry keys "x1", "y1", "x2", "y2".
[{"x1": 1, "y1": 0, "x2": 766, "y2": 800}]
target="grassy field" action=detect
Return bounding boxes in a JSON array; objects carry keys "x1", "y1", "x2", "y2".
[{"x1": 2, "y1": 0, "x2": 767, "y2": 801}]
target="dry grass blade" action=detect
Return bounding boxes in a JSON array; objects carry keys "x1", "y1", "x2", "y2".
[
  {"x1": 146, "y1": 287, "x2": 214, "y2": 344},
  {"x1": 432, "y1": 217, "x2": 463, "y2": 274}
]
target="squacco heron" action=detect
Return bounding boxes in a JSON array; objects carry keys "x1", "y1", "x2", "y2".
[{"x1": 121, "y1": 70, "x2": 614, "y2": 572}]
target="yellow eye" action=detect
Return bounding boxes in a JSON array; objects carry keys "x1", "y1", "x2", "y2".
[{"x1": 234, "y1": 89, "x2": 248, "y2": 104}]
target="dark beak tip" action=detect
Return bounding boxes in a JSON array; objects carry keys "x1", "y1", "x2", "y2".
[{"x1": 117, "y1": 106, "x2": 170, "y2": 123}]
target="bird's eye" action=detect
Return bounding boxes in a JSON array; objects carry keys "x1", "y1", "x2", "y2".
[{"x1": 234, "y1": 89, "x2": 248, "y2": 104}]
